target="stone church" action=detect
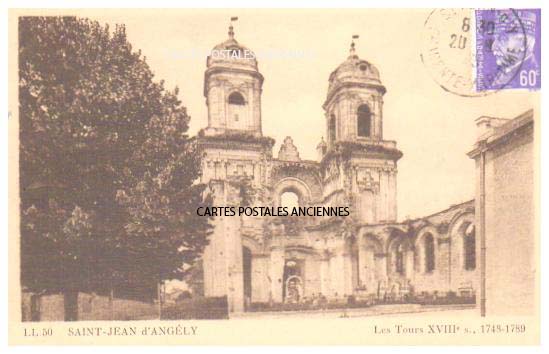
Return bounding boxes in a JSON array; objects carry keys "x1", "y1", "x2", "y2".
[{"x1": 196, "y1": 24, "x2": 477, "y2": 313}]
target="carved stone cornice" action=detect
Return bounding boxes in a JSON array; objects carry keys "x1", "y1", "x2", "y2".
[{"x1": 196, "y1": 129, "x2": 275, "y2": 153}]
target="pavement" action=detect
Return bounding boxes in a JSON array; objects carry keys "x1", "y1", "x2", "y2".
[{"x1": 230, "y1": 303, "x2": 476, "y2": 319}]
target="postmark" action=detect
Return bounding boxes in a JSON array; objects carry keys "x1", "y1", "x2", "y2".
[
  {"x1": 420, "y1": 8, "x2": 533, "y2": 97},
  {"x1": 475, "y1": 9, "x2": 541, "y2": 91},
  {"x1": 421, "y1": 9, "x2": 482, "y2": 97}
]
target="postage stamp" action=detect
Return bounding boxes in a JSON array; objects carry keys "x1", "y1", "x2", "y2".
[{"x1": 475, "y1": 9, "x2": 541, "y2": 91}]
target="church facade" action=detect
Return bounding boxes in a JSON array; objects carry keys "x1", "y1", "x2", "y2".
[{"x1": 196, "y1": 25, "x2": 477, "y2": 313}]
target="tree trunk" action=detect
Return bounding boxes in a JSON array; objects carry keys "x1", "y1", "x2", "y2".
[
  {"x1": 157, "y1": 281, "x2": 162, "y2": 320},
  {"x1": 109, "y1": 287, "x2": 115, "y2": 321},
  {"x1": 63, "y1": 290, "x2": 79, "y2": 321}
]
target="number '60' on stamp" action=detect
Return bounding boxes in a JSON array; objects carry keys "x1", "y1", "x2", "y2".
[{"x1": 475, "y1": 8, "x2": 541, "y2": 91}]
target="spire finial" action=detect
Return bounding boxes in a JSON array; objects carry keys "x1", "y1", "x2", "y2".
[
  {"x1": 229, "y1": 16, "x2": 238, "y2": 39},
  {"x1": 350, "y1": 34, "x2": 359, "y2": 56}
]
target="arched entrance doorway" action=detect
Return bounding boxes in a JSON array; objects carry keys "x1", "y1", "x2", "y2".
[
  {"x1": 285, "y1": 276, "x2": 303, "y2": 303},
  {"x1": 282, "y1": 259, "x2": 303, "y2": 302},
  {"x1": 242, "y1": 246, "x2": 252, "y2": 308}
]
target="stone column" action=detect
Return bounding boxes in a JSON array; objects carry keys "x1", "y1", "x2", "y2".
[
  {"x1": 251, "y1": 255, "x2": 269, "y2": 303},
  {"x1": 222, "y1": 160, "x2": 228, "y2": 180},
  {"x1": 330, "y1": 250, "x2": 346, "y2": 297},
  {"x1": 253, "y1": 81, "x2": 262, "y2": 134},
  {"x1": 252, "y1": 162, "x2": 259, "y2": 186},
  {"x1": 304, "y1": 258, "x2": 322, "y2": 297},
  {"x1": 320, "y1": 256, "x2": 330, "y2": 296},
  {"x1": 225, "y1": 186, "x2": 244, "y2": 313},
  {"x1": 433, "y1": 237, "x2": 450, "y2": 291},
  {"x1": 360, "y1": 248, "x2": 376, "y2": 291},
  {"x1": 202, "y1": 181, "x2": 228, "y2": 298},
  {"x1": 376, "y1": 253, "x2": 388, "y2": 281},
  {"x1": 269, "y1": 247, "x2": 285, "y2": 303},
  {"x1": 246, "y1": 85, "x2": 253, "y2": 131},
  {"x1": 405, "y1": 249, "x2": 415, "y2": 282},
  {"x1": 388, "y1": 170, "x2": 397, "y2": 222},
  {"x1": 378, "y1": 170, "x2": 388, "y2": 222},
  {"x1": 369, "y1": 97, "x2": 376, "y2": 138},
  {"x1": 343, "y1": 251, "x2": 354, "y2": 296},
  {"x1": 358, "y1": 246, "x2": 368, "y2": 287}
]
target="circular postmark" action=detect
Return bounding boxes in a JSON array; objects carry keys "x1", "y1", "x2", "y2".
[{"x1": 420, "y1": 8, "x2": 529, "y2": 97}]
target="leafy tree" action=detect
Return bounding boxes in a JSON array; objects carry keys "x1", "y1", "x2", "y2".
[{"x1": 19, "y1": 16, "x2": 211, "y2": 306}]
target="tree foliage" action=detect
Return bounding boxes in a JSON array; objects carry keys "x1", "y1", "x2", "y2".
[{"x1": 19, "y1": 16, "x2": 211, "y2": 295}]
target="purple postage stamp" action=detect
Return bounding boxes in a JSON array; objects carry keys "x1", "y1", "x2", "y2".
[{"x1": 475, "y1": 8, "x2": 541, "y2": 91}]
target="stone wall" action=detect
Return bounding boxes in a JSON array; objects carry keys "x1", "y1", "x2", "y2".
[
  {"x1": 21, "y1": 293, "x2": 65, "y2": 321},
  {"x1": 21, "y1": 292, "x2": 158, "y2": 321},
  {"x1": 482, "y1": 119, "x2": 535, "y2": 315},
  {"x1": 358, "y1": 200, "x2": 476, "y2": 296}
]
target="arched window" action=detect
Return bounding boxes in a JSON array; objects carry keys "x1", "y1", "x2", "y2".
[
  {"x1": 280, "y1": 191, "x2": 299, "y2": 209},
  {"x1": 396, "y1": 244, "x2": 405, "y2": 275},
  {"x1": 464, "y1": 223, "x2": 476, "y2": 270},
  {"x1": 424, "y1": 233, "x2": 435, "y2": 272},
  {"x1": 228, "y1": 92, "x2": 246, "y2": 125},
  {"x1": 228, "y1": 91, "x2": 245, "y2": 105},
  {"x1": 329, "y1": 114, "x2": 336, "y2": 143},
  {"x1": 357, "y1": 104, "x2": 371, "y2": 138}
]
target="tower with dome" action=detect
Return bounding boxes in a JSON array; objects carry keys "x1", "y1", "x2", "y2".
[
  {"x1": 320, "y1": 36, "x2": 402, "y2": 225},
  {"x1": 202, "y1": 21, "x2": 264, "y2": 136},
  {"x1": 196, "y1": 22, "x2": 477, "y2": 313}
]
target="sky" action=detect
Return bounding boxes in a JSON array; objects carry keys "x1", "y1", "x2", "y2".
[{"x1": 90, "y1": 9, "x2": 538, "y2": 220}]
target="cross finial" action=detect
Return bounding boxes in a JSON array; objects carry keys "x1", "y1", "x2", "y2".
[
  {"x1": 350, "y1": 34, "x2": 359, "y2": 56},
  {"x1": 229, "y1": 16, "x2": 238, "y2": 39}
]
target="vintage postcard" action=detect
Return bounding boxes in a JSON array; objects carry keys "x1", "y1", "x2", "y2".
[{"x1": 7, "y1": 7, "x2": 541, "y2": 345}]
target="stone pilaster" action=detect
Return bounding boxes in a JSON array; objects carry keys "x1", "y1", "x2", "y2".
[{"x1": 269, "y1": 247, "x2": 285, "y2": 303}]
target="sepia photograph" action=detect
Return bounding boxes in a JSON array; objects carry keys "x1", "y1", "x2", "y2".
[{"x1": 5, "y1": 4, "x2": 542, "y2": 346}]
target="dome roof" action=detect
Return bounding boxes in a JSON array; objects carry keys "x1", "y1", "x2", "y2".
[
  {"x1": 328, "y1": 53, "x2": 382, "y2": 92},
  {"x1": 206, "y1": 25, "x2": 258, "y2": 71},
  {"x1": 211, "y1": 37, "x2": 250, "y2": 52},
  {"x1": 323, "y1": 40, "x2": 386, "y2": 109}
]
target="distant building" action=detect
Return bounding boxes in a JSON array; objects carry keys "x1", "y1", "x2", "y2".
[
  {"x1": 196, "y1": 24, "x2": 478, "y2": 313},
  {"x1": 468, "y1": 110, "x2": 536, "y2": 316}
]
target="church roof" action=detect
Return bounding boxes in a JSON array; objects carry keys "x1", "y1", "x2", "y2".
[
  {"x1": 212, "y1": 37, "x2": 250, "y2": 52},
  {"x1": 325, "y1": 40, "x2": 386, "y2": 105},
  {"x1": 207, "y1": 24, "x2": 258, "y2": 70},
  {"x1": 328, "y1": 53, "x2": 382, "y2": 91}
]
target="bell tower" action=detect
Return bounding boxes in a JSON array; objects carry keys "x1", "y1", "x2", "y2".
[
  {"x1": 203, "y1": 18, "x2": 264, "y2": 137},
  {"x1": 198, "y1": 19, "x2": 274, "y2": 314},
  {"x1": 321, "y1": 36, "x2": 402, "y2": 224},
  {"x1": 323, "y1": 36, "x2": 387, "y2": 147}
]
